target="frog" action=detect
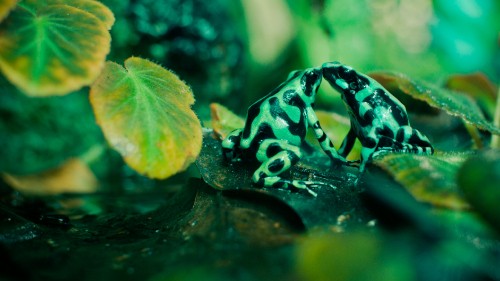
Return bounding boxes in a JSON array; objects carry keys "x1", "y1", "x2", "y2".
[
  {"x1": 321, "y1": 61, "x2": 434, "y2": 173},
  {"x1": 222, "y1": 67, "x2": 346, "y2": 196}
]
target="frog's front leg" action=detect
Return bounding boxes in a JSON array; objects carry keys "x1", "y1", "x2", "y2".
[
  {"x1": 358, "y1": 126, "x2": 383, "y2": 173},
  {"x1": 222, "y1": 129, "x2": 243, "y2": 162},
  {"x1": 252, "y1": 139, "x2": 332, "y2": 196},
  {"x1": 306, "y1": 107, "x2": 346, "y2": 165},
  {"x1": 338, "y1": 126, "x2": 357, "y2": 157}
]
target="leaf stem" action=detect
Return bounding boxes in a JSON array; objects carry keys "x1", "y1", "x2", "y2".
[{"x1": 492, "y1": 86, "x2": 500, "y2": 149}]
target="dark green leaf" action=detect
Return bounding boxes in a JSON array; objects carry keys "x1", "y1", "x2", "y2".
[
  {"x1": 196, "y1": 130, "x2": 372, "y2": 229},
  {"x1": 458, "y1": 150, "x2": 500, "y2": 233}
]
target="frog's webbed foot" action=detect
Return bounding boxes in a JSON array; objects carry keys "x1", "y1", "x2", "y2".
[
  {"x1": 222, "y1": 129, "x2": 243, "y2": 162},
  {"x1": 254, "y1": 176, "x2": 336, "y2": 197}
]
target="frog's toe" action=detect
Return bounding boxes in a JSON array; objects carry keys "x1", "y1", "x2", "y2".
[{"x1": 295, "y1": 180, "x2": 336, "y2": 193}]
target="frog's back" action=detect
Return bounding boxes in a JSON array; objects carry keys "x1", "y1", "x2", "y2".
[{"x1": 240, "y1": 79, "x2": 309, "y2": 151}]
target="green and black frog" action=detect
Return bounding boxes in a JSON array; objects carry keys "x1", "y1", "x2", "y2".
[
  {"x1": 222, "y1": 67, "x2": 346, "y2": 196},
  {"x1": 222, "y1": 62, "x2": 434, "y2": 195},
  {"x1": 321, "y1": 61, "x2": 434, "y2": 172}
]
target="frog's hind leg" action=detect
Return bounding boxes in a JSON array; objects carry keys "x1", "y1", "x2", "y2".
[
  {"x1": 395, "y1": 126, "x2": 434, "y2": 155},
  {"x1": 252, "y1": 140, "x2": 330, "y2": 196},
  {"x1": 222, "y1": 129, "x2": 243, "y2": 161}
]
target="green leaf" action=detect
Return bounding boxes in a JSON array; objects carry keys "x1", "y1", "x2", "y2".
[
  {"x1": 0, "y1": 2, "x2": 112, "y2": 96},
  {"x1": 458, "y1": 150, "x2": 500, "y2": 232},
  {"x1": 0, "y1": 0, "x2": 16, "y2": 22},
  {"x1": 209, "y1": 102, "x2": 244, "y2": 140},
  {"x1": 45, "y1": 0, "x2": 115, "y2": 30},
  {"x1": 375, "y1": 152, "x2": 473, "y2": 210},
  {"x1": 370, "y1": 72, "x2": 500, "y2": 135},
  {"x1": 90, "y1": 57, "x2": 202, "y2": 179},
  {"x1": 444, "y1": 73, "x2": 497, "y2": 119}
]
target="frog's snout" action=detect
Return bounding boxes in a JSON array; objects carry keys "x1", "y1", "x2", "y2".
[{"x1": 321, "y1": 61, "x2": 342, "y2": 80}]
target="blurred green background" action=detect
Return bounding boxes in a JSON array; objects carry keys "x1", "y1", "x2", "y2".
[{"x1": 104, "y1": 0, "x2": 500, "y2": 117}]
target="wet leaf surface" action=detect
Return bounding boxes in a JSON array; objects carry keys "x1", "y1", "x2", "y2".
[
  {"x1": 374, "y1": 152, "x2": 473, "y2": 210},
  {"x1": 0, "y1": 179, "x2": 310, "y2": 281},
  {"x1": 90, "y1": 57, "x2": 202, "y2": 179},
  {"x1": 1, "y1": 160, "x2": 500, "y2": 280},
  {"x1": 370, "y1": 72, "x2": 500, "y2": 135},
  {"x1": 0, "y1": 2, "x2": 112, "y2": 96},
  {"x1": 196, "y1": 130, "x2": 373, "y2": 229}
]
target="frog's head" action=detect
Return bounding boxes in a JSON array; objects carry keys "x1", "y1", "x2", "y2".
[
  {"x1": 287, "y1": 67, "x2": 323, "y2": 101},
  {"x1": 322, "y1": 61, "x2": 366, "y2": 95}
]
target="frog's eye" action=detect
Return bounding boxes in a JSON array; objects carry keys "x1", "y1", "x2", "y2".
[
  {"x1": 305, "y1": 68, "x2": 321, "y2": 82},
  {"x1": 302, "y1": 68, "x2": 322, "y2": 96}
]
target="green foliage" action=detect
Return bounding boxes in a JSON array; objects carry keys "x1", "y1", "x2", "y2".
[
  {"x1": 375, "y1": 152, "x2": 472, "y2": 210},
  {"x1": 0, "y1": 0, "x2": 113, "y2": 96},
  {"x1": 458, "y1": 150, "x2": 500, "y2": 232},
  {"x1": 444, "y1": 73, "x2": 498, "y2": 119},
  {"x1": 0, "y1": 0, "x2": 16, "y2": 22},
  {"x1": 0, "y1": 76, "x2": 103, "y2": 175},
  {"x1": 102, "y1": 0, "x2": 245, "y2": 118},
  {"x1": 296, "y1": 232, "x2": 415, "y2": 281},
  {"x1": 370, "y1": 72, "x2": 500, "y2": 135},
  {"x1": 90, "y1": 57, "x2": 202, "y2": 179}
]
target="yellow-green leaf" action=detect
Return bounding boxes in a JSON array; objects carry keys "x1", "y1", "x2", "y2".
[
  {"x1": 45, "y1": 0, "x2": 115, "y2": 29},
  {"x1": 375, "y1": 152, "x2": 473, "y2": 210},
  {"x1": 2, "y1": 158, "x2": 98, "y2": 195},
  {"x1": 210, "y1": 102, "x2": 245, "y2": 140},
  {"x1": 90, "y1": 57, "x2": 202, "y2": 179},
  {"x1": 0, "y1": 0, "x2": 16, "y2": 22},
  {"x1": 370, "y1": 72, "x2": 500, "y2": 135},
  {"x1": 0, "y1": 3, "x2": 111, "y2": 96}
]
